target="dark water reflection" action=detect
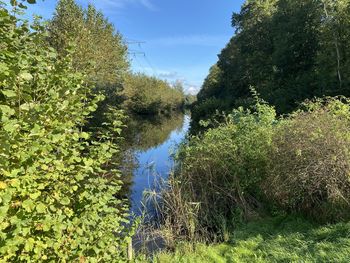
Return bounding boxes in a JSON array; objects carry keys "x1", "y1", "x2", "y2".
[{"x1": 120, "y1": 113, "x2": 190, "y2": 215}]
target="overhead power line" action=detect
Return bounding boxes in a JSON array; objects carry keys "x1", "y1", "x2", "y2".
[{"x1": 126, "y1": 40, "x2": 158, "y2": 76}]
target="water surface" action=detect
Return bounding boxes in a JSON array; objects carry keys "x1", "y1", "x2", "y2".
[{"x1": 122, "y1": 113, "x2": 190, "y2": 215}]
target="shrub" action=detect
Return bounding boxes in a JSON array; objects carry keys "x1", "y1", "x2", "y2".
[
  {"x1": 0, "y1": 5, "x2": 131, "y2": 261},
  {"x1": 156, "y1": 103, "x2": 276, "y2": 241},
  {"x1": 190, "y1": 98, "x2": 228, "y2": 133},
  {"x1": 154, "y1": 97, "x2": 350, "y2": 244},
  {"x1": 265, "y1": 98, "x2": 350, "y2": 222}
]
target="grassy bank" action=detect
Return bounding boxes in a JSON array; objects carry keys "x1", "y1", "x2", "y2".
[{"x1": 155, "y1": 216, "x2": 350, "y2": 262}]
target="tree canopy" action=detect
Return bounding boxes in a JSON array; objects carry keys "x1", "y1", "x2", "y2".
[
  {"x1": 48, "y1": 0, "x2": 129, "y2": 91},
  {"x1": 192, "y1": 0, "x2": 350, "y2": 128}
]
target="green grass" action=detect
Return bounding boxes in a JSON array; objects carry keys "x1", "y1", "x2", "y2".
[{"x1": 153, "y1": 216, "x2": 350, "y2": 263}]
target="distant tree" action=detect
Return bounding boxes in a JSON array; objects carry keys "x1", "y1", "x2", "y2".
[
  {"x1": 48, "y1": 0, "x2": 130, "y2": 130},
  {"x1": 122, "y1": 73, "x2": 185, "y2": 115},
  {"x1": 173, "y1": 80, "x2": 185, "y2": 96},
  {"x1": 318, "y1": 0, "x2": 350, "y2": 94}
]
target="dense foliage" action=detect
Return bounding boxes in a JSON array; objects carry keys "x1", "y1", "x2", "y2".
[
  {"x1": 0, "y1": 4, "x2": 131, "y2": 261},
  {"x1": 155, "y1": 0, "x2": 350, "y2": 259},
  {"x1": 121, "y1": 73, "x2": 185, "y2": 115},
  {"x1": 157, "y1": 98, "x2": 350, "y2": 242},
  {"x1": 157, "y1": 101, "x2": 276, "y2": 241},
  {"x1": 192, "y1": 0, "x2": 350, "y2": 128},
  {"x1": 48, "y1": 0, "x2": 129, "y2": 91},
  {"x1": 266, "y1": 98, "x2": 350, "y2": 222}
]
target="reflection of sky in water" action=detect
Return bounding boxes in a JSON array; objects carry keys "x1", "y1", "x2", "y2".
[{"x1": 131, "y1": 115, "x2": 191, "y2": 215}]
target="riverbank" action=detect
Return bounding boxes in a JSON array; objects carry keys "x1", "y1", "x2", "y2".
[
  {"x1": 154, "y1": 216, "x2": 350, "y2": 262},
  {"x1": 134, "y1": 98, "x2": 350, "y2": 262}
]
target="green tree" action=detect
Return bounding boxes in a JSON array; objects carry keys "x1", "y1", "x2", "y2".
[
  {"x1": 197, "y1": 64, "x2": 223, "y2": 103},
  {"x1": 317, "y1": 0, "x2": 350, "y2": 94},
  {"x1": 121, "y1": 73, "x2": 185, "y2": 115},
  {"x1": 48, "y1": 0, "x2": 129, "y2": 90},
  {"x1": 193, "y1": 0, "x2": 350, "y2": 130}
]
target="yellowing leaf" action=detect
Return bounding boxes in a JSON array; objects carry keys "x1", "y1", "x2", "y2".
[{"x1": 0, "y1": 182, "x2": 7, "y2": 190}]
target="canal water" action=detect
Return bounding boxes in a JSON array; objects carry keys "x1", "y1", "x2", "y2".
[{"x1": 121, "y1": 113, "x2": 190, "y2": 215}]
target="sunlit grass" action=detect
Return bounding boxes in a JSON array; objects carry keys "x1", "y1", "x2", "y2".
[{"x1": 153, "y1": 216, "x2": 350, "y2": 262}]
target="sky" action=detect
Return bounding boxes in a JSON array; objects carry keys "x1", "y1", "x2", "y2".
[{"x1": 24, "y1": 0, "x2": 245, "y2": 94}]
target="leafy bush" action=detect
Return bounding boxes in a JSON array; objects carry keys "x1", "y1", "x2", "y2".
[
  {"x1": 190, "y1": 98, "x2": 228, "y2": 133},
  {"x1": 157, "y1": 103, "x2": 276, "y2": 241},
  {"x1": 156, "y1": 97, "x2": 350, "y2": 243},
  {"x1": 0, "y1": 6, "x2": 131, "y2": 261},
  {"x1": 265, "y1": 98, "x2": 350, "y2": 221}
]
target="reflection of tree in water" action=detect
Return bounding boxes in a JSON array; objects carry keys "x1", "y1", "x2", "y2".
[
  {"x1": 118, "y1": 112, "x2": 185, "y2": 200},
  {"x1": 123, "y1": 112, "x2": 185, "y2": 152},
  {"x1": 117, "y1": 148, "x2": 138, "y2": 199}
]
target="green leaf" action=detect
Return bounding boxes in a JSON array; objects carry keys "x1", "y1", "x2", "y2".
[
  {"x1": 30, "y1": 192, "x2": 41, "y2": 200},
  {"x1": 22, "y1": 199, "x2": 35, "y2": 212},
  {"x1": 24, "y1": 238, "x2": 35, "y2": 252},
  {"x1": 80, "y1": 132, "x2": 89, "y2": 140},
  {"x1": 0, "y1": 63, "x2": 10, "y2": 74},
  {"x1": 60, "y1": 197, "x2": 70, "y2": 206},
  {"x1": 19, "y1": 72, "x2": 33, "y2": 81},
  {"x1": 0, "y1": 206, "x2": 9, "y2": 218},
  {"x1": 3, "y1": 123, "x2": 16, "y2": 132},
  {"x1": 2, "y1": 90, "x2": 16, "y2": 98},
  {"x1": 36, "y1": 203, "x2": 46, "y2": 214},
  {"x1": 0, "y1": 105, "x2": 15, "y2": 116},
  {"x1": 18, "y1": 3, "x2": 28, "y2": 9}
]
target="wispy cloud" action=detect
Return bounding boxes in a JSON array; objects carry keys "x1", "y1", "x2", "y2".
[
  {"x1": 83, "y1": 0, "x2": 157, "y2": 11},
  {"x1": 148, "y1": 34, "x2": 230, "y2": 47},
  {"x1": 139, "y1": 0, "x2": 157, "y2": 11},
  {"x1": 133, "y1": 67, "x2": 178, "y2": 79}
]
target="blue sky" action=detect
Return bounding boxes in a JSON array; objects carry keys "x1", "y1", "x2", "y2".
[{"x1": 25, "y1": 0, "x2": 245, "y2": 94}]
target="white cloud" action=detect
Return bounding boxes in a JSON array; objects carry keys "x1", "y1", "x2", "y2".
[
  {"x1": 187, "y1": 86, "x2": 199, "y2": 95},
  {"x1": 132, "y1": 66, "x2": 201, "y2": 95},
  {"x1": 157, "y1": 70, "x2": 179, "y2": 79},
  {"x1": 148, "y1": 34, "x2": 230, "y2": 47}
]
